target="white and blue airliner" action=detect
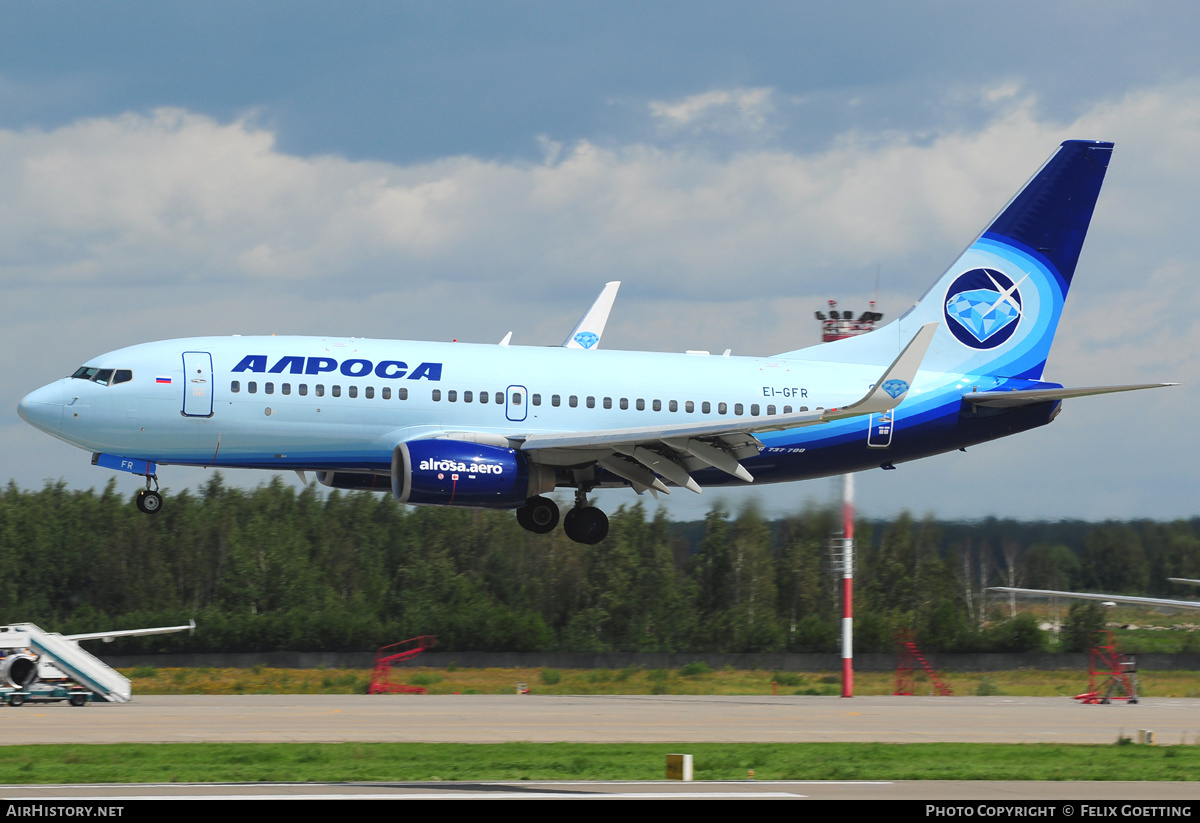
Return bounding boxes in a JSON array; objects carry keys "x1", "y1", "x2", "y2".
[{"x1": 18, "y1": 141, "x2": 1171, "y2": 544}]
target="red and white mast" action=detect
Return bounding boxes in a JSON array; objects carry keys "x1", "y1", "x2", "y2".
[
  {"x1": 840, "y1": 473, "x2": 854, "y2": 698},
  {"x1": 815, "y1": 297, "x2": 880, "y2": 699}
]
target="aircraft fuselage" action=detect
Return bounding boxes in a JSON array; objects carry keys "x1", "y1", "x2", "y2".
[{"x1": 20, "y1": 334, "x2": 1054, "y2": 487}]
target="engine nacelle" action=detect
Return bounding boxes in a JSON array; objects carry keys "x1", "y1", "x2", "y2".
[
  {"x1": 0, "y1": 654, "x2": 38, "y2": 688},
  {"x1": 316, "y1": 472, "x2": 391, "y2": 492},
  {"x1": 392, "y1": 440, "x2": 555, "y2": 508}
]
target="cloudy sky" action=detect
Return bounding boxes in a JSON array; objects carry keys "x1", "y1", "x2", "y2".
[{"x1": 3, "y1": 2, "x2": 1198, "y2": 523}]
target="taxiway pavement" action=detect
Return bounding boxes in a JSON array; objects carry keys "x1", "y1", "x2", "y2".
[{"x1": 3, "y1": 694, "x2": 1197, "y2": 746}]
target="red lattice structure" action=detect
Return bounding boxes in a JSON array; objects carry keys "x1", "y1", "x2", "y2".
[
  {"x1": 893, "y1": 629, "x2": 953, "y2": 696},
  {"x1": 368, "y1": 635, "x2": 436, "y2": 695},
  {"x1": 1073, "y1": 630, "x2": 1138, "y2": 704}
]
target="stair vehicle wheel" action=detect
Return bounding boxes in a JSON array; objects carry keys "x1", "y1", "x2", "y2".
[
  {"x1": 8, "y1": 694, "x2": 24, "y2": 707},
  {"x1": 563, "y1": 506, "x2": 608, "y2": 544},
  {"x1": 69, "y1": 693, "x2": 88, "y2": 707},
  {"x1": 136, "y1": 489, "x2": 163, "y2": 515}
]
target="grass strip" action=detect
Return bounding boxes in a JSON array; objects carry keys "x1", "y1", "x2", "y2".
[
  {"x1": 120, "y1": 666, "x2": 1200, "y2": 698},
  {"x1": 0, "y1": 742, "x2": 1197, "y2": 784}
]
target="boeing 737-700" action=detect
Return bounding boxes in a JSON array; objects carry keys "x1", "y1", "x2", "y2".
[{"x1": 18, "y1": 140, "x2": 1172, "y2": 544}]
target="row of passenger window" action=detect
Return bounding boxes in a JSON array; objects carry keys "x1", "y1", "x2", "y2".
[
  {"x1": 537, "y1": 395, "x2": 805, "y2": 416},
  {"x1": 231, "y1": 381, "x2": 410, "y2": 400},
  {"x1": 430, "y1": 389, "x2": 806, "y2": 417},
  {"x1": 231, "y1": 380, "x2": 807, "y2": 417},
  {"x1": 430, "y1": 390, "x2": 508, "y2": 404}
]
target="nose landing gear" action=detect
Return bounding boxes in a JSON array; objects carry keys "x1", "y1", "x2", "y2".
[{"x1": 135, "y1": 476, "x2": 163, "y2": 515}]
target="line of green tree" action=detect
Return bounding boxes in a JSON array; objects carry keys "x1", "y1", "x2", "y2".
[{"x1": 2, "y1": 476, "x2": 1198, "y2": 655}]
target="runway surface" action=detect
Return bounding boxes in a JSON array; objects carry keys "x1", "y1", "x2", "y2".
[{"x1": 3, "y1": 694, "x2": 1199, "y2": 745}]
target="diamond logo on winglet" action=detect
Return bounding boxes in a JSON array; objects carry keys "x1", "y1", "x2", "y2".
[
  {"x1": 881, "y1": 379, "x2": 909, "y2": 398},
  {"x1": 573, "y1": 332, "x2": 599, "y2": 349}
]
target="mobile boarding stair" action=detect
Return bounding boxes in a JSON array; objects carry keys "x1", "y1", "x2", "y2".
[
  {"x1": 0, "y1": 623, "x2": 132, "y2": 705},
  {"x1": 369, "y1": 635, "x2": 436, "y2": 694}
]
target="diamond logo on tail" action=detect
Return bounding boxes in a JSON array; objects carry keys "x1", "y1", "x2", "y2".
[
  {"x1": 943, "y1": 268, "x2": 1024, "y2": 350},
  {"x1": 946, "y1": 290, "x2": 1021, "y2": 341},
  {"x1": 573, "y1": 332, "x2": 599, "y2": 349}
]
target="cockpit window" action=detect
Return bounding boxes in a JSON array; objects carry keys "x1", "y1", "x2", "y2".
[{"x1": 70, "y1": 366, "x2": 133, "y2": 386}]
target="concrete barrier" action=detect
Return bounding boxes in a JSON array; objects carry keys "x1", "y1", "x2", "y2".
[{"x1": 98, "y1": 651, "x2": 1200, "y2": 671}]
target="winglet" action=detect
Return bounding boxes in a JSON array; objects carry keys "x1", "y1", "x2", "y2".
[
  {"x1": 824, "y1": 322, "x2": 938, "y2": 420},
  {"x1": 563, "y1": 281, "x2": 621, "y2": 349}
]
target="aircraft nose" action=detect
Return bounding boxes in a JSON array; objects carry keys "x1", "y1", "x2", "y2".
[{"x1": 18, "y1": 382, "x2": 65, "y2": 435}]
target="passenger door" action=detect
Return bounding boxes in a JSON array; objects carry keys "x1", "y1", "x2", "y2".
[{"x1": 182, "y1": 351, "x2": 214, "y2": 417}]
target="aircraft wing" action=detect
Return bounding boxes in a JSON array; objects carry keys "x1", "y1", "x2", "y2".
[
  {"x1": 963, "y1": 383, "x2": 1176, "y2": 408},
  {"x1": 562, "y1": 281, "x2": 621, "y2": 349},
  {"x1": 64, "y1": 620, "x2": 195, "y2": 644},
  {"x1": 516, "y1": 323, "x2": 937, "y2": 494},
  {"x1": 990, "y1": 587, "x2": 1200, "y2": 611}
]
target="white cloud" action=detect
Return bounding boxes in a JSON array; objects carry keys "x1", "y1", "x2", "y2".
[
  {"x1": 4, "y1": 81, "x2": 1200, "y2": 519},
  {"x1": 647, "y1": 87, "x2": 776, "y2": 137}
]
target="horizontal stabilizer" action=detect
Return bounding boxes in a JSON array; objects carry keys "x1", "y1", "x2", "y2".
[
  {"x1": 963, "y1": 383, "x2": 1176, "y2": 408},
  {"x1": 991, "y1": 586, "x2": 1200, "y2": 611}
]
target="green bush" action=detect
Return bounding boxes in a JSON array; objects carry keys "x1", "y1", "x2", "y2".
[
  {"x1": 540, "y1": 669, "x2": 562, "y2": 686},
  {"x1": 1062, "y1": 603, "x2": 1106, "y2": 652},
  {"x1": 678, "y1": 661, "x2": 712, "y2": 677},
  {"x1": 975, "y1": 676, "x2": 1006, "y2": 696}
]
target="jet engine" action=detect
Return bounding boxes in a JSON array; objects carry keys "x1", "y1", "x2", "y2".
[
  {"x1": 392, "y1": 440, "x2": 555, "y2": 508},
  {"x1": 0, "y1": 653, "x2": 38, "y2": 688}
]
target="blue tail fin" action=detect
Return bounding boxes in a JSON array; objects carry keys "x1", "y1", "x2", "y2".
[{"x1": 786, "y1": 140, "x2": 1114, "y2": 380}]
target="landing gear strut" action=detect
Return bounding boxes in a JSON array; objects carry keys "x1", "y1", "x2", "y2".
[
  {"x1": 562, "y1": 488, "x2": 608, "y2": 545},
  {"x1": 135, "y1": 475, "x2": 163, "y2": 515}
]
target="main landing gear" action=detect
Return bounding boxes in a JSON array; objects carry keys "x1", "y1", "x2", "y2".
[
  {"x1": 515, "y1": 489, "x2": 609, "y2": 545},
  {"x1": 135, "y1": 475, "x2": 163, "y2": 515},
  {"x1": 515, "y1": 496, "x2": 559, "y2": 534}
]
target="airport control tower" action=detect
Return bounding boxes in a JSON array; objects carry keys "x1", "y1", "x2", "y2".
[
  {"x1": 814, "y1": 299, "x2": 883, "y2": 342},
  {"x1": 815, "y1": 298, "x2": 882, "y2": 698}
]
